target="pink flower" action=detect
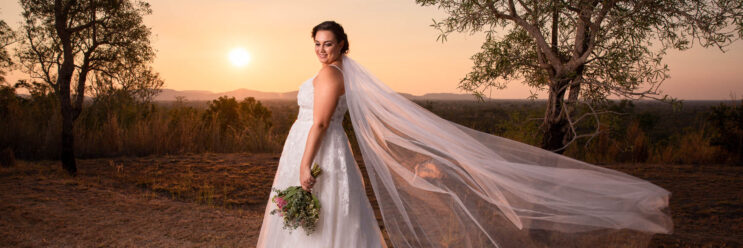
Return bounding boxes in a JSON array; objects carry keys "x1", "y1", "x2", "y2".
[{"x1": 275, "y1": 197, "x2": 287, "y2": 209}]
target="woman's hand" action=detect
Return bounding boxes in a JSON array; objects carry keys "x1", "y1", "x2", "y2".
[{"x1": 300, "y1": 163, "x2": 316, "y2": 191}]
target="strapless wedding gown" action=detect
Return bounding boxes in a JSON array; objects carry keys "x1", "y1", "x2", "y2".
[{"x1": 256, "y1": 65, "x2": 387, "y2": 248}]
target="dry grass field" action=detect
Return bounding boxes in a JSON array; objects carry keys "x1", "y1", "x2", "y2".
[{"x1": 0, "y1": 153, "x2": 740, "y2": 247}]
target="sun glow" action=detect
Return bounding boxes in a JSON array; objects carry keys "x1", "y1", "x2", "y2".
[{"x1": 228, "y1": 47, "x2": 251, "y2": 67}]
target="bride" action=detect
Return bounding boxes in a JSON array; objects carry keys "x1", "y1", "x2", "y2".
[
  {"x1": 256, "y1": 21, "x2": 387, "y2": 248},
  {"x1": 256, "y1": 21, "x2": 673, "y2": 248}
]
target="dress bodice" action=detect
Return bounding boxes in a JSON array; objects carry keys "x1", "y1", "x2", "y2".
[{"x1": 296, "y1": 66, "x2": 347, "y2": 125}]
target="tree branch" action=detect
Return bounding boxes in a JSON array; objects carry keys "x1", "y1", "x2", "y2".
[
  {"x1": 484, "y1": 0, "x2": 564, "y2": 71},
  {"x1": 24, "y1": 28, "x2": 55, "y2": 88},
  {"x1": 515, "y1": 0, "x2": 533, "y2": 16}
]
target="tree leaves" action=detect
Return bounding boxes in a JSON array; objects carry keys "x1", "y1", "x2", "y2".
[{"x1": 417, "y1": 0, "x2": 743, "y2": 150}]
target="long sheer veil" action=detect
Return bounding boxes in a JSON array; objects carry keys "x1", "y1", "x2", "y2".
[{"x1": 340, "y1": 55, "x2": 673, "y2": 248}]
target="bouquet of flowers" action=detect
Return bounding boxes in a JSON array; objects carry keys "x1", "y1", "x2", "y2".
[{"x1": 270, "y1": 162, "x2": 323, "y2": 235}]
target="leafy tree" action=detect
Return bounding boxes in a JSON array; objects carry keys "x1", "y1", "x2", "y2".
[
  {"x1": 17, "y1": 0, "x2": 155, "y2": 175},
  {"x1": 204, "y1": 96, "x2": 272, "y2": 132},
  {"x1": 417, "y1": 0, "x2": 743, "y2": 153},
  {"x1": 238, "y1": 97, "x2": 273, "y2": 129},
  {"x1": 88, "y1": 57, "x2": 163, "y2": 103},
  {"x1": 206, "y1": 96, "x2": 242, "y2": 131},
  {"x1": 0, "y1": 17, "x2": 16, "y2": 84}
]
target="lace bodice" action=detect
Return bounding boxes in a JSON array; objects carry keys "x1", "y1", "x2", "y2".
[{"x1": 296, "y1": 65, "x2": 347, "y2": 125}]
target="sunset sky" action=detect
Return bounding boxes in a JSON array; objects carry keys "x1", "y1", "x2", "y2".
[{"x1": 1, "y1": 0, "x2": 742, "y2": 100}]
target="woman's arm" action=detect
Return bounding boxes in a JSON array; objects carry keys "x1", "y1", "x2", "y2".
[{"x1": 299, "y1": 65, "x2": 344, "y2": 191}]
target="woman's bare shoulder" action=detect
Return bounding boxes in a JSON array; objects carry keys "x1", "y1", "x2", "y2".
[{"x1": 312, "y1": 65, "x2": 344, "y2": 90}]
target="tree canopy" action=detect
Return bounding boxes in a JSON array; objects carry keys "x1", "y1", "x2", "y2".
[
  {"x1": 417, "y1": 0, "x2": 743, "y2": 151},
  {"x1": 0, "y1": 18, "x2": 16, "y2": 84},
  {"x1": 16, "y1": 0, "x2": 158, "y2": 175}
]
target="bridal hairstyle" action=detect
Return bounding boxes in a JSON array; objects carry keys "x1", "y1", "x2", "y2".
[{"x1": 312, "y1": 21, "x2": 350, "y2": 55}]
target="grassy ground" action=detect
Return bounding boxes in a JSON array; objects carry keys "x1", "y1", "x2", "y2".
[{"x1": 0, "y1": 153, "x2": 740, "y2": 247}]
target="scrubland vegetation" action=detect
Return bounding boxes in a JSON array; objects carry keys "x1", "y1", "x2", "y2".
[
  {"x1": 2, "y1": 85, "x2": 741, "y2": 247},
  {"x1": 2, "y1": 83, "x2": 740, "y2": 166}
]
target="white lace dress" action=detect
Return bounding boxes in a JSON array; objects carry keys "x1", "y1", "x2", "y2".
[{"x1": 256, "y1": 65, "x2": 387, "y2": 248}]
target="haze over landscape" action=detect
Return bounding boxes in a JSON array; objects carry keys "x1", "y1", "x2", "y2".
[{"x1": 1, "y1": 0, "x2": 742, "y2": 100}]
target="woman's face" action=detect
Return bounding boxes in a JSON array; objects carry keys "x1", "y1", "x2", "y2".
[{"x1": 314, "y1": 30, "x2": 343, "y2": 64}]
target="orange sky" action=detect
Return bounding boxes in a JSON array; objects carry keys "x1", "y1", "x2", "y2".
[{"x1": 2, "y1": 0, "x2": 742, "y2": 100}]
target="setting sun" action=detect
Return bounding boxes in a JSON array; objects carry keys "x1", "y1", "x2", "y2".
[{"x1": 228, "y1": 47, "x2": 251, "y2": 67}]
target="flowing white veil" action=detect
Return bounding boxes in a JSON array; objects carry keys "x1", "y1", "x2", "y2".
[{"x1": 340, "y1": 55, "x2": 673, "y2": 248}]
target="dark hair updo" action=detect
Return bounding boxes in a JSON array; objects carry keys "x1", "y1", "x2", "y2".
[{"x1": 312, "y1": 21, "x2": 350, "y2": 55}]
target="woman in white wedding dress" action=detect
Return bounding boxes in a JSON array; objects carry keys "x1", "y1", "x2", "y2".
[
  {"x1": 258, "y1": 21, "x2": 673, "y2": 248},
  {"x1": 256, "y1": 21, "x2": 387, "y2": 248}
]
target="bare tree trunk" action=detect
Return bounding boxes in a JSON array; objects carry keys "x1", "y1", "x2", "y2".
[
  {"x1": 566, "y1": 65, "x2": 584, "y2": 112},
  {"x1": 540, "y1": 2, "x2": 572, "y2": 153},
  {"x1": 60, "y1": 104, "x2": 77, "y2": 175},
  {"x1": 57, "y1": 63, "x2": 78, "y2": 176},
  {"x1": 55, "y1": 0, "x2": 78, "y2": 176},
  {"x1": 541, "y1": 79, "x2": 571, "y2": 153}
]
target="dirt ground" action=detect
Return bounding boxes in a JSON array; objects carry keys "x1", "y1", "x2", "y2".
[{"x1": 0, "y1": 153, "x2": 740, "y2": 247}]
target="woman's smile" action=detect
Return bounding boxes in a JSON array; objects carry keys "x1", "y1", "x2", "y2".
[{"x1": 313, "y1": 30, "x2": 343, "y2": 64}]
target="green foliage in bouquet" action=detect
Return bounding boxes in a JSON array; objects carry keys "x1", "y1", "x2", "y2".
[{"x1": 270, "y1": 162, "x2": 323, "y2": 235}]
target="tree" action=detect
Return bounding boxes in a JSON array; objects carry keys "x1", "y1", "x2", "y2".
[
  {"x1": 17, "y1": 0, "x2": 155, "y2": 175},
  {"x1": 204, "y1": 96, "x2": 273, "y2": 132},
  {"x1": 417, "y1": 0, "x2": 743, "y2": 153},
  {"x1": 708, "y1": 100, "x2": 743, "y2": 164},
  {"x1": 88, "y1": 60, "x2": 163, "y2": 104},
  {"x1": 0, "y1": 17, "x2": 16, "y2": 84}
]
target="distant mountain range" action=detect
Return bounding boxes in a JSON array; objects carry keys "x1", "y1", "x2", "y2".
[{"x1": 155, "y1": 88, "x2": 491, "y2": 101}]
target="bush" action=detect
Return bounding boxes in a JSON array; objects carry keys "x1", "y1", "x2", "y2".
[
  {"x1": 0, "y1": 86, "x2": 281, "y2": 159},
  {"x1": 1, "y1": 91, "x2": 741, "y2": 166},
  {"x1": 708, "y1": 100, "x2": 743, "y2": 164}
]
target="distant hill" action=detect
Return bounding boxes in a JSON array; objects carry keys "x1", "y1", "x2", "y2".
[
  {"x1": 155, "y1": 88, "x2": 491, "y2": 102},
  {"x1": 407, "y1": 93, "x2": 487, "y2": 101},
  {"x1": 155, "y1": 88, "x2": 298, "y2": 101}
]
